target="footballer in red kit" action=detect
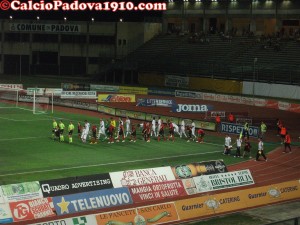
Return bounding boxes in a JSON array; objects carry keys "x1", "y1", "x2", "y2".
[{"x1": 197, "y1": 129, "x2": 205, "y2": 143}]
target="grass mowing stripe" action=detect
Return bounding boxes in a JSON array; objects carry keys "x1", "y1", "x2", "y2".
[{"x1": 0, "y1": 150, "x2": 221, "y2": 177}]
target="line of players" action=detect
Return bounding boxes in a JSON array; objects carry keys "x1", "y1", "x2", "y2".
[{"x1": 55, "y1": 116, "x2": 206, "y2": 144}]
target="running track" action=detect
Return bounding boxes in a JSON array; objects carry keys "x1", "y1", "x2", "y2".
[{"x1": 228, "y1": 146, "x2": 300, "y2": 187}]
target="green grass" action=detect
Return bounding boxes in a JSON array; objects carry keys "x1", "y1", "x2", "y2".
[{"x1": 0, "y1": 105, "x2": 280, "y2": 185}]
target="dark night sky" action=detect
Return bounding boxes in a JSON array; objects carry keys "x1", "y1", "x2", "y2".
[{"x1": 1, "y1": 0, "x2": 164, "y2": 21}]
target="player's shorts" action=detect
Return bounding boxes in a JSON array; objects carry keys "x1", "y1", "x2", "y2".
[
  {"x1": 52, "y1": 128, "x2": 56, "y2": 133},
  {"x1": 169, "y1": 129, "x2": 174, "y2": 135},
  {"x1": 131, "y1": 131, "x2": 136, "y2": 137},
  {"x1": 159, "y1": 130, "x2": 164, "y2": 136},
  {"x1": 69, "y1": 130, "x2": 73, "y2": 135},
  {"x1": 78, "y1": 129, "x2": 81, "y2": 134},
  {"x1": 119, "y1": 129, "x2": 124, "y2": 136},
  {"x1": 281, "y1": 134, "x2": 286, "y2": 139},
  {"x1": 244, "y1": 147, "x2": 250, "y2": 152},
  {"x1": 199, "y1": 133, "x2": 205, "y2": 138},
  {"x1": 92, "y1": 131, "x2": 96, "y2": 138},
  {"x1": 60, "y1": 129, "x2": 64, "y2": 134}
]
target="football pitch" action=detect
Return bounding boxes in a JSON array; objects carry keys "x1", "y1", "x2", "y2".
[{"x1": 0, "y1": 105, "x2": 278, "y2": 186}]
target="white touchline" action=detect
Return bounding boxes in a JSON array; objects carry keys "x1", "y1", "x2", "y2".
[
  {"x1": 0, "y1": 136, "x2": 44, "y2": 142},
  {"x1": 0, "y1": 150, "x2": 221, "y2": 177},
  {"x1": 0, "y1": 116, "x2": 49, "y2": 122}
]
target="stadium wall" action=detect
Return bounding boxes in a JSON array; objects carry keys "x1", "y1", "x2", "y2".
[{"x1": 243, "y1": 81, "x2": 300, "y2": 100}]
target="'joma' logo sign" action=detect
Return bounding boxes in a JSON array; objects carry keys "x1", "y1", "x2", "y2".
[{"x1": 175, "y1": 104, "x2": 209, "y2": 113}]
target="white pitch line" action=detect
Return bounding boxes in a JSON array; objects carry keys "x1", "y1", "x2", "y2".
[
  {"x1": 0, "y1": 136, "x2": 45, "y2": 142},
  {"x1": 0, "y1": 116, "x2": 49, "y2": 122},
  {"x1": 0, "y1": 150, "x2": 221, "y2": 177}
]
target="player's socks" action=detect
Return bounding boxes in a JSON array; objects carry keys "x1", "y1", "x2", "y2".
[{"x1": 69, "y1": 137, "x2": 72, "y2": 143}]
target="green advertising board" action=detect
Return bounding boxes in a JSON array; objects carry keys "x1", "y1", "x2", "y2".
[{"x1": 98, "y1": 105, "x2": 116, "y2": 116}]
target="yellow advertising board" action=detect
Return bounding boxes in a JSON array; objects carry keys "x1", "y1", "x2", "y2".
[
  {"x1": 175, "y1": 195, "x2": 214, "y2": 220},
  {"x1": 244, "y1": 180, "x2": 300, "y2": 208},
  {"x1": 98, "y1": 94, "x2": 136, "y2": 103},
  {"x1": 119, "y1": 86, "x2": 148, "y2": 95},
  {"x1": 95, "y1": 208, "x2": 137, "y2": 225},
  {"x1": 137, "y1": 202, "x2": 179, "y2": 225}
]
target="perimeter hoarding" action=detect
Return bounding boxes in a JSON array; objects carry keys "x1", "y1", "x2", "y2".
[
  {"x1": 136, "y1": 98, "x2": 174, "y2": 107},
  {"x1": 129, "y1": 180, "x2": 187, "y2": 203},
  {"x1": 90, "y1": 84, "x2": 119, "y2": 93},
  {"x1": 110, "y1": 167, "x2": 176, "y2": 188},
  {"x1": 137, "y1": 202, "x2": 179, "y2": 225},
  {"x1": 193, "y1": 169, "x2": 254, "y2": 193},
  {"x1": 221, "y1": 122, "x2": 259, "y2": 137},
  {"x1": 171, "y1": 160, "x2": 228, "y2": 179},
  {"x1": 0, "y1": 203, "x2": 13, "y2": 224},
  {"x1": 9, "y1": 198, "x2": 56, "y2": 222},
  {"x1": 98, "y1": 94, "x2": 135, "y2": 103},
  {"x1": 98, "y1": 105, "x2": 116, "y2": 116},
  {"x1": 0, "y1": 84, "x2": 23, "y2": 90},
  {"x1": 95, "y1": 208, "x2": 137, "y2": 225},
  {"x1": 1, "y1": 181, "x2": 43, "y2": 202},
  {"x1": 119, "y1": 86, "x2": 148, "y2": 95},
  {"x1": 29, "y1": 215, "x2": 98, "y2": 225},
  {"x1": 40, "y1": 173, "x2": 113, "y2": 197},
  {"x1": 52, "y1": 187, "x2": 132, "y2": 216},
  {"x1": 115, "y1": 109, "x2": 146, "y2": 121},
  {"x1": 61, "y1": 91, "x2": 97, "y2": 99}
]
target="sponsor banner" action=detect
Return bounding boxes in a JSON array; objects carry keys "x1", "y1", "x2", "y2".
[
  {"x1": 98, "y1": 94, "x2": 135, "y2": 103},
  {"x1": 95, "y1": 208, "x2": 137, "y2": 225},
  {"x1": 159, "y1": 115, "x2": 179, "y2": 125},
  {"x1": 236, "y1": 117, "x2": 253, "y2": 125},
  {"x1": 29, "y1": 215, "x2": 98, "y2": 225},
  {"x1": 129, "y1": 180, "x2": 187, "y2": 203},
  {"x1": 27, "y1": 88, "x2": 45, "y2": 96},
  {"x1": 9, "y1": 198, "x2": 55, "y2": 222},
  {"x1": 175, "y1": 90, "x2": 203, "y2": 99},
  {"x1": 203, "y1": 92, "x2": 216, "y2": 101},
  {"x1": 175, "y1": 196, "x2": 214, "y2": 220},
  {"x1": 44, "y1": 88, "x2": 63, "y2": 96},
  {"x1": 165, "y1": 75, "x2": 189, "y2": 88},
  {"x1": 0, "y1": 188, "x2": 4, "y2": 204},
  {"x1": 136, "y1": 98, "x2": 174, "y2": 107},
  {"x1": 210, "y1": 111, "x2": 226, "y2": 118},
  {"x1": 172, "y1": 104, "x2": 212, "y2": 113},
  {"x1": 0, "y1": 84, "x2": 23, "y2": 90},
  {"x1": 110, "y1": 167, "x2": 176, "y2": 188},
  {"x1": 40, "y1": 173, "x2": 113, "y2": 197},
  {"x1": 193, "y1": 169, "x2": 254, "y2": 193},
  {"x1": 181, "y1": 178, "x2": 197, "y2": 195},
  {"x1": 245, "y1": 180, "x2": 300, "y2": 207},
  {"x1": 221, "y1": 122, "x2": 259, "y2": 137},
  {"x1": 19, "y1": 95, "x2": 49, "y2": 104},
  {"x1": 137, "y1": 202, "x2": 179, "y2": 225},
  {"x1": 172, "y1": 160, "x2": 228, "y2": 179},
  {"x1": 148, "y1": 88, "x2": 175, "y2": 96},
  {"x1": 0, "y1": 203, "x2": 13, "y2": 224},
  {"x1": 53, "y1": 98, "x2": 97, "y2": 111},
  {"x1": 90, "y1": 84, "x2": 119, "y2": 93},
  {"x1": 194, "y1": 120, "x2": 216, "y2": 131},
  {"x1": 115, "y1": 109, "x2": 146, "y2": 121},
  {"x1": 98, "y1": 105, "x2": 116, "y2": 115},
  {"x1": 52, "y1": 187, "x2": 132, "y2": 215},
  {"x1": 10, "y1": 23, "x2": 81, "y2": 33},
  {"x1": 61, "y1": 91, "x2": 97, "y2": 99},
  {"x1": 61, "y1": 83, "x2": 90, "y2": 91},
  {"x1": 241, "y1": 97, "x2": 254, "y2": 106},
  {"x1": 204, "y1": 190, "x2": 246, "y2": 214},
  {"x1": 119, "y1": 86, "x2": 148, "y2": 95},
  {"x1": 1, "y1": 181, "x2": 43, "y2": 202},
  {"x1": 288, "y1": 103, "x2": 300, "y2": 113}
]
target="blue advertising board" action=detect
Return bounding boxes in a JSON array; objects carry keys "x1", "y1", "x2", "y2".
[
  {"x1": 52, "y1": 187, "x2": 132, "y2": 215},
  {"x1": 136, "y1": 98, "x2": 175, "y2": 107},
  {"x1": 221, "y1": 122, "x2": 259, "y2": 137},
  {"x1": 172, "y1": 104, "x2": 212, "y2": 113}
]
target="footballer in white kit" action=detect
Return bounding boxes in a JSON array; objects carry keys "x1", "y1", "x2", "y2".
[
  {"x1": 98, "y1": 118, "x2": 107, "y2": 140},
  {"x1": 81, "y1": 120, "x2": 90, "y2": 143},
  {"x1": 151, "y1": 117, "x2": 157, "y2": 137},
  {"x1": 180, "y1": 119, "x2": 187, "y2": 138},
  {"x1": 125, "y1": 117, "x2": 131, "y2": 137}
]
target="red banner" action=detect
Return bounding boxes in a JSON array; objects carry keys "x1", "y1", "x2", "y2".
[
  {"x1": 9, "y1": 198, "x2": 56, "y2": 222},
  {"x1": 129, "y1": 180, "x2": 187, "y2": 203}
]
